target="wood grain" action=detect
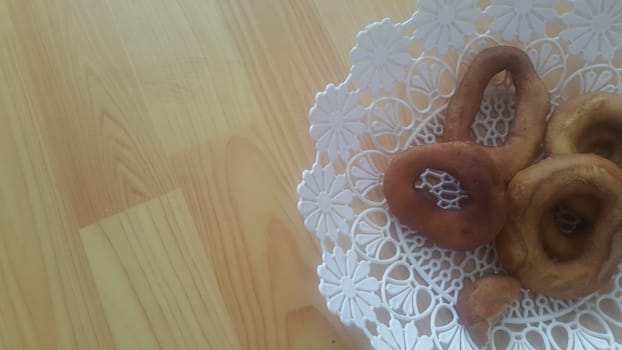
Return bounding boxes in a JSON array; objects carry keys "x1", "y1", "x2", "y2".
[
  {"x1": 5, "y1": 0, "x2": 175, "y2": 227},
  {"x1": 173, "y1": 129, "x2": 370, "y2": 349},
  {"x1": 106, "y1": 0, "x2": 256, "y2": 155},
  {"x1": 81, "y1": 190, "x2": 239, "y2": 350},
  {"x1": 0, "y1": 5, "x2": 116, "y2": 348},
  {"x1": 0, "y1": 0, "x2": 416, "y2": 349}
]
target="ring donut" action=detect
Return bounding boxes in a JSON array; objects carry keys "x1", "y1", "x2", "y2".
[
  {"x1": 383, "y1": 141, "x2": 507, "y2": 251},
  {"x1": 546, "y1": 92, "x2": 622, "y2": 167},
  {"x1": 495, "y1": 154, "x2": 622, "y2": 299},
  {"x1": 545, "y1": 92, "x2": 622, "y2": 261},
  {"x1": 442, "y1": 46, "x2": 550, "y2": 180}
]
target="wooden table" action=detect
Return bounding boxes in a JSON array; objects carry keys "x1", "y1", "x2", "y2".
[{"x1": 0, "y1": 1, "x2": 415, "y2": 348}]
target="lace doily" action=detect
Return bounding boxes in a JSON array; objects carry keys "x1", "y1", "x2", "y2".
[{"x1": 297, "y1": 1, "x2": 622, "y2": 349}]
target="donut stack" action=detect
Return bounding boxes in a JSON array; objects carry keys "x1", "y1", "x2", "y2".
[{"x1": 383, "y1": 46, "x2": 622, "y2": 347}]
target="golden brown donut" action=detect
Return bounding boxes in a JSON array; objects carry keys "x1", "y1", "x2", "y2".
[
  {"x1": 443, "y1": 46, "x2": 550, "y2": 180},
  {"x1": 544, "y1": 93, "x2": 622, "y2": 260},
  {"x1": 456, "y1": 275, "x2": 521, "y2": 347},
  {"x1": 383, "y1": 142, "x2": 508, "y2": 251},
  {"x1": 546, "y1": 92, "x2": 622, "y2": 167},
  {"x1": 496, "y1": 154, "x2": 622, "y2": 299}
]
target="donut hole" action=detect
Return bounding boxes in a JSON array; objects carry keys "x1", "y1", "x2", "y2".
[
  {"x1": 471, "y1": 77, "x2": 516, "y2": 147},
  {"x1": 577, "y1": 122, "x2": 622, "y2": 167},
  {"x1": 414, "y1": 168, "x2": 469, "y2": 210},
  {"x1": 581, "y1": 138, "x2": 615, "y2": 159},
  {"x1": 541, "y1": 194, "x2": 603, "y2": 262}
]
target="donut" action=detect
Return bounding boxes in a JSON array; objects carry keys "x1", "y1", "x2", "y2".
[
  {"x1": 383, "y1": 141, "x2": 508, "y2": 251},
  {"x1": 442, "y1": 46, "x2": 550, "y2": 180},
  {"x1": 495, "y1": 154, "x2": 622, "y2": 299},
  {"x1": 546, "y1": 92, "x2": 622, "y2": 167},
  {"x1": 544, "y1": 92, "x2": 622, "y2": 262},
  {"x1": 456, "y1": 274, "x2": 521, "y2": 347}
]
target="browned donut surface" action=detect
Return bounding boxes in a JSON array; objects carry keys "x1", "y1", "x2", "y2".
[
  {"x1": 456, "y1": 274, "x2": 521, "y2": 347},
  {"x1": 496, "y1": 154, "x2": 622, "y2": 299},
  {"x1": 443, "y1": 46, "x2": 550, "y2": 180},
  {"x1": 383, "y1": 142, "x2": 507, "y2": 251},
  {"x1": 546, "y1": 92, "x2": 622, "y2": 167}
]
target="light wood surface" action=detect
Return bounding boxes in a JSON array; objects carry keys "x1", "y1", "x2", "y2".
[{"x1": 0, "y1": 1, "x2": 416, "y2": 349}]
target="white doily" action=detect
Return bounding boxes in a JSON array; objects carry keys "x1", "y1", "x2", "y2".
[{"x1": 297, "y1": 1, "x2": 622, "y2": 349}]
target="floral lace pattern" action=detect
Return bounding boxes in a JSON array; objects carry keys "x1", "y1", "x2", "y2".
[
  {"x1": 350, "y1": 19, "x2": 413, "y2": 97},
  {"x1": 409, "y1": 0, "x2": 480, "y2": 55},
  {"x1": 297, "y1": 164, "x2": 354, "y2": 240},
  {"x1": 486, "y1": 0, "x2": 560, "y2": 43},
  {"x1": 297, "y1": 1, "x2": 622, "y2": 349},
  {"x1": 372, "y1": 319, "x2": 435, "y2": 350},
  {"x1": 318, "y1": 248, "x2": 381, "y2": 328},
  {"x1": 560, "y1": 0, "x2": 622, "y2": 62},
  {"x1": 309, "y1": 84, "x2": 366, "y2": 161}
]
